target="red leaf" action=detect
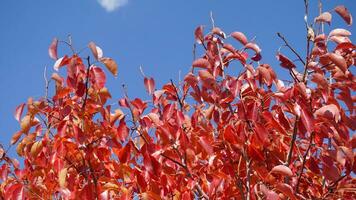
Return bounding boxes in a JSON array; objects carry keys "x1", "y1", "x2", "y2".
[
  {"x1": 48, "y1": 38, "x2": 58, "y2": 60},
  {"x1": 198, "y1": 136, "x2": 213, "y2": 155},
  {"x1": 315, "y1": 104, "x2": 340, "y2": 122},
  {"x1": 117, "y1": 142, "x2": 131, "y2": 163},
  {"x1": 118, "y1": 98, "x2": 130, "y2": 108},
  {"x1": 144, "y1": 77, "x2": 155, "y2": 95},
  {"x1": 131, "y1": 98, "x2": 147, "y2": 115},
  {"x1": 300, "y1": 104, "x2": 314, "y2": 133},
  {"x1": 231, "y1": 31, "x2": 248, "y2": 45},
  {"x1": 326, "y1": 52, "x2": 347, "y2": 72},
  {"x1": 14, "y1": 103, "x2": 25, "y2": 122},
  {"x1": 117, "y1": 119, "x2": 129, "y2": 142},
  {"x1": 224, "y1": 125, "x2": 238, "y2": 144},
  {"x1": 4, "y1": 183, "x2": 25, "y2": 200},
  {"x1": 275, "y1": 183, "x2": 296, "y2": 200},
  {"x1": 334, "y1": 5, "x2": 353, "y2": 25},
  {"x1": 255, "y1": 123, "x2": 268, "y2": 145},
  {"x1": 53, "y1": 55, "x2": 70, "y2": 71},
  {"x1": 90, "y1": 66, "x2": 106, "y2": 90},
  {"x1": 276, "y1": 53, "x2": 296, "y2": 69},
  {"x1": 335, "y1": 42, "x2": 356, "y2": 51},
  {"x1": 314, "y1": 12, "x2": 332, "y2": 25},
  {"x1": 192, "y1": 58, "x2": 210, "y2": 69},
  {"x1": 270, "y1": 165, "x2": 293, "y2": 176},
  {"x1": 212, "y1": 27, "x2": 226, "y2": 39},
  {"x1": 322, "y1": 162, "x2": 340, "y2": 182},
  {"x1": 194, "y1": 25, "x2": 204, "y2": 44}
]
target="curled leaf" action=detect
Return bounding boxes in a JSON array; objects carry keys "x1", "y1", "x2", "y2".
[
  {"x1": 100, "y1": 57, "x2": 118, "y2": 76},
  {"x1": 88, "y1": 42, "x2": 103, "y2": 60},
  {"x1": 20, "y1": 115, "x2": 31, "y2": 133},
  {"x1": 53, "y1": 56, "x2": 69, "y2": 71},
  {"x1": 327, "y1": 53, "x2": 347, "y2": 72},
  {"x1": 270, "y1": 165, "x2": 293, "y2": 176},
  {"x1": 315, "y1": 104, "x2": 340, "y2": 122},
  {"x1": 49, "y1": 38, "x2": 58, "y2": 60},
  {"x1": 314, "y1": 12, "x2": 332, "y2": 25},
  {"x1": 334, "y1": 5, "x2": 353, "y2": 25},
  {"x1": 192, "y1": 58, "x2": 210, "y2": 69},
  {"x1": 14, "y1": 103, "x2": 25, "y2": 122},
  {"x1": 212, "y1": 27, "x2": 226, "y2": 39},
  {"x1": 329, "y1": 28, "x2": 351, "y2": 37},
  {"x1": 245, "y1": 42, "x2": 261, "y2": 53},
  {"x1": 231, "y1": 32, "x2": 248, "y2": 45},
  {"x1": 30, "y1": 141, "x2": 43, "y2": 157}
]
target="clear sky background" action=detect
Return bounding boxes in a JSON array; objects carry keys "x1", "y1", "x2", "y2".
[{"x1": 0, "y1": 0, "x2": 355, "y2": 158}]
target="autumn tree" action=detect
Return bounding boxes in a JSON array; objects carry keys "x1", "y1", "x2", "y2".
[{"x1": 0, "y1": 1, "x2": 355, "y2": 199}]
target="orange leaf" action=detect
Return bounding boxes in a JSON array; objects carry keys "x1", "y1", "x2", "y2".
[
  {"x1": 100, "y1": 57, "x2": 118, "y2": 76},
  {"x1": 11, "y1": 131, "x2": 23, "y2": 145},
  {"x1": 20, "y1": 115, "x2": 31, "y2": 133}
]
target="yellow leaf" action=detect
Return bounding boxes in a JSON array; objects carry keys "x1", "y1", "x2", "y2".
[
  {"x1": 30, "y1": 141, "x2": 43, "y2": 158},
  {"x1": 20, "y1": 115, "x2": 31, "y2": 133},
  {"x1": 58, "y1": 168, "x2": 68, "y2": 188},
  {"x1": 103, "y1": 182, "x2": 119, "y2": 191}
]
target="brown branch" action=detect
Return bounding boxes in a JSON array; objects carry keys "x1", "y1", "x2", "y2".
[
  {"x1": 160, "y1": 152, "x2": 209, "y2": 199},
  {"x1": 170, "y1": 79, "x2": 184, "y2": 112},
  {"x1": 122, "y1": 84, "x2": 149, "y2": 144},
  {"x1": 81, "y1": 56, "x2": 91, "y2": 112},
  {"x1": 296, "y1": 134, "x2": 313, "y2": 193},
  {"x1": 277, "y1": 32, "x2": 306, "y2": 67},
  {"x1": 246, "y1": 159, "x2": 252, "y2": 200}
]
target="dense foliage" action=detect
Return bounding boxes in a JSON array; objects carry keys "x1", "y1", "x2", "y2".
[{"x1": 0, "y1": 2, "x2": 355, "y2": 199}]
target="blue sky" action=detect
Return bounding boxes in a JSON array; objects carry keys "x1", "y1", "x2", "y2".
[{"x1": 0, "y1": 0, "x2": 354, "y2": 157}]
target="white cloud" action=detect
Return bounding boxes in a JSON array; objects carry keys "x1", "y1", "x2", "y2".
[{"x1": 97, "y1": 0, "x2": 128, "y2": 12}]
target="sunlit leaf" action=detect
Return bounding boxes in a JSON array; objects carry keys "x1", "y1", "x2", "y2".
[
  {"x1": 314, "y1": 12, "x2": 332, "y2": 25},
  {"x1": 270, "y1": 165, "x2": 293, "y2": 176},
  {"x1": 231, "y1": 31, "x2": 248, "y2": 45},
  {"x1": 100, "y1": 57, "x2": 118, "y2": 76}
]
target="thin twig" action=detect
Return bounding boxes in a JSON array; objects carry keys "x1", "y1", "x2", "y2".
[
  {"x1": 277, "y1": 33, "x2": 306, "y2": 66},
  {"x1": 122, "y1": 84, "x2": 149, "y2": 144},
  {"x1": 170, "y1": 79, "x2": 184, "y2": 111},
  {"x1": 81, "y1": 56, "x2": 91, "y2": 112},
  {"x1": 296, "y1": 134, "x2": 313, "y2": 193}
]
